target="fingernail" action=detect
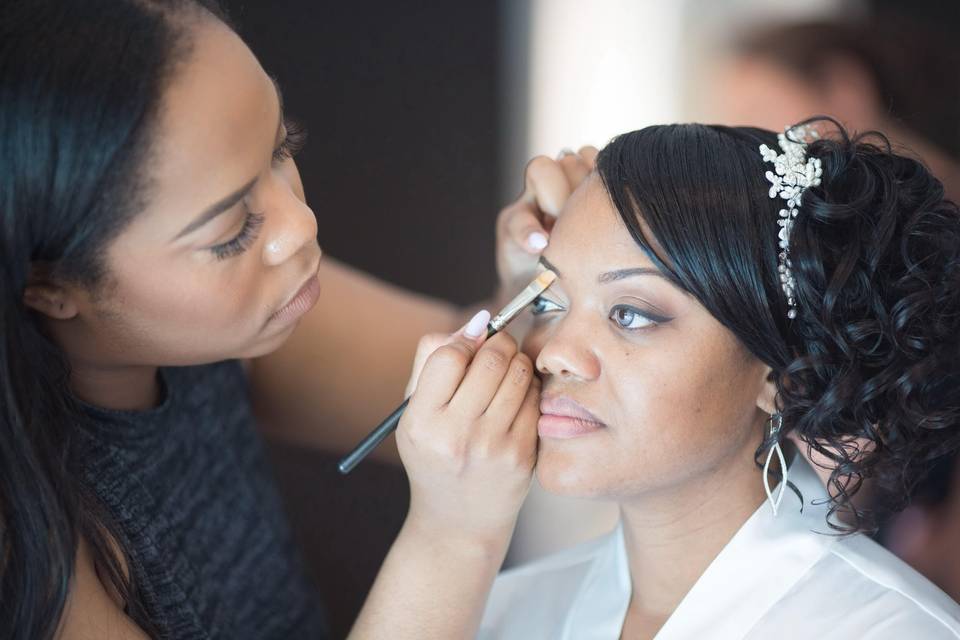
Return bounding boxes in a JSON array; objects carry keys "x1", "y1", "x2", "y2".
[
  {"x1": 464, "y1": 309, "x2": 491, "y2": 338},
  {"x1": 556, "y1": 147, "x2": 575, "y2": 160},
  {"x1": 527, "y1": 232, "x2": 548, "y2": 251}
]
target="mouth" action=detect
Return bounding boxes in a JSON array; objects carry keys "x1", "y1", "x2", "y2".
[
  {"x1": 269, "y1": 264, "x2": 322, "y2": 326},
  {"x1": 538, "y1": 395, "x2": 606, "y2": 439}
]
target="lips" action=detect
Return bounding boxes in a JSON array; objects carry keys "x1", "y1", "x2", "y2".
[
  {"x1": 538, "y1": 395, "x2": 606, "y2": 439},
  {"x1": 270, "y1": 271, "x2": 321, "y2": 325}
]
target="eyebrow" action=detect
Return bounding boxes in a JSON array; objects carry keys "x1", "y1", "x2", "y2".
[
  {"x1": 538, "y1": 256, "x2": 668, "y2": 284},
  {"x1": 173, "y1": 76, "x2": 286, "y2": 241}
]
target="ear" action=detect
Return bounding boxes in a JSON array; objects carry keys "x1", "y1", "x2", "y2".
[
  {"x1": 755, "y1": 365, "x2": 778, "y2": 416},
  {"x1": 23, "y1": 276, "x2": 79, "y2": 320}
]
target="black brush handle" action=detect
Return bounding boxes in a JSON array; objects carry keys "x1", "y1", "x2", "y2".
[
  {"x1": 337, "y1": 397, "x2": 410, "y2": 474},
  {"x1": 338, "y1": 325, "x2": 500, "y2": 474}
]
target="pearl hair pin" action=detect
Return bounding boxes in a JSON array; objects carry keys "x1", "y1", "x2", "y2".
[{"x1": 759, "y1": 125, "x2": 823, "y2": 320}]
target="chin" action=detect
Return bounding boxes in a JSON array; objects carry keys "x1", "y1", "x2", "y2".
[
  {"x1": 534, "y1": 445, "x2": 611, "y2": 499},
  {"x1": 238, "y1": 324, "x2": 297, "y2": 359}
]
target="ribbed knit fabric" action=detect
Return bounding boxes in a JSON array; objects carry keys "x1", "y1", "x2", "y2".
[{"x1": 74, "y1": 360, "x2": 328, "y2": 639}]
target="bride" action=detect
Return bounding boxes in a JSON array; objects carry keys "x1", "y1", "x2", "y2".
[{"x1": 457, "y1": 120, "x2": 960, "y2": 638}]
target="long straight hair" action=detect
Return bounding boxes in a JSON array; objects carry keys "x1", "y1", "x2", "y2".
[{"x1": 0, "y1": 1, "x2": 226, "y2": 637}]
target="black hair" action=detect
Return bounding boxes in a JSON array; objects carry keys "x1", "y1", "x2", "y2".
[
  {"x1": 596, "y1": 118, "x2": 960, "y2": 532},
  {"x1": 0, "y1": 1, "x2": 228, "y2": 637}
]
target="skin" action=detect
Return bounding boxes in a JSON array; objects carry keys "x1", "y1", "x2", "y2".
[
  {"x1": 27, "y1": 12, "x2": 323, "y2": 411},
  {"x1": 19, "y1": 10, "x2": 596, "y2": 639},
  {"x1": 522, "y1": 175, "x2": 777, "y2": 638}
]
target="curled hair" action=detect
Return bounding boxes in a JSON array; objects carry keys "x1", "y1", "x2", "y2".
[{"x1": 596, "y1": 118, "x2": 960, "y2": 532}]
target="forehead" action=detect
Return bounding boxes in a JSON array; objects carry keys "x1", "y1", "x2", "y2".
[
  {"x1": 546, "y1": 174, "x2": 655, "y2": 275},
  {"x1": 145, "y1": 18, "x2": 277, "y2": 220}
]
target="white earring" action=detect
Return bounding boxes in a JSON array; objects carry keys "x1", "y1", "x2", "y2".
[{"x1": 763, "y1": 412, "x2": 788, "y2": 517}]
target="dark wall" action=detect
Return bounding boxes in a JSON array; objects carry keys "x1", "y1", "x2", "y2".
[
  {"x1": 224, "y1": 1, "x2": 501, "y2": 305},
  {"x1": 220, "y1": 2, "x2": 502, "y2": 636}
]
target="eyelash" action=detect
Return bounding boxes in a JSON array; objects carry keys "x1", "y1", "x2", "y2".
[
  {"x1": 530, "y1": 296, "x2": 668, "y2": 332},
  {"x1": 210, "y1": 212, "x2": 265, "y2": 261},
  {"x1": 207, "y1": 122, "x2": 307, "y2": 261},
  {"x1": 273, "y1": 120, "x2": 307, "y2": 163}
]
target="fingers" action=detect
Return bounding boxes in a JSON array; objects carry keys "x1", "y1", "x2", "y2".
[
  {"x1": 499, "y1": 199, "x2": 551, "y2": 255},
  {"x1": 556, "y1": 146, "x2": 595, "y2": 189},
  {"x1": 523, "y1": 155, "x2": 571, "y2": 219},
  {"x1": 577, "y1": 145, "x2": 599, "y2": 168},
  {"x1": 483, "y1": 351, "x2": 535, "y2": 431},
  {"x1": 409, "y1": 310, "x2": 490, "y2": 406},
  {"x1": 510, "y1": 374, "x2": 541, "y2": 457},
  {"x1": 448, "y1": 332, "x2": 519, "y2": 418},
  {"x1": 497, "y1": 146, "x2": 598, "y2": 270},
  {"x1": 405, "y1": 332, "x2": 448, "y2": 397}
]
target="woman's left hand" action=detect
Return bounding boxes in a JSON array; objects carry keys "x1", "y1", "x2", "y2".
[{"x1": 495, "y1": 146, "x2": 597, "y2": 297}]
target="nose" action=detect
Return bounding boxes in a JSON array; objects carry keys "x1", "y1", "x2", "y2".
[
  {"x1": 534, "y1": 316, "x2": 601, "y2": 381},
  {"x1": 260, "y1": 174, "x2": 318, "y2": 267}
]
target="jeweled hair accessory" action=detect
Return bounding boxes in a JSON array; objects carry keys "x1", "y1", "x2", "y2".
[{"x1": 759, "y1": 125, "x2": 822, "y2": 319}]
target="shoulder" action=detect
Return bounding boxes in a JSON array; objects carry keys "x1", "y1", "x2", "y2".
[
  {"x1": 58, "y1": 537, "x2": 150, "y2": 640},
  {"x1": 751, "y1": 533, "x2": 960, "y2": 638}
]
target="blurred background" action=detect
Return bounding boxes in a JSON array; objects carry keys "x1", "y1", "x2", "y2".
[{"x1": 220, "y1": 0, "x2": 960, "y2": 635}]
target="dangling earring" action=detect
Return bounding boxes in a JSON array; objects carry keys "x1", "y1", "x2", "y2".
[{"x1": 763, "y1": 412, "x2": 788, "y2": 516}]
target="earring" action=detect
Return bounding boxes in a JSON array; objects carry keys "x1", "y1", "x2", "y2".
[{"x1": 763, "y1": 412, "x2": 788, "y2": 516}]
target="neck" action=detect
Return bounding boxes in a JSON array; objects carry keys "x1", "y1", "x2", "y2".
[
  {"x1": 69, "y1": 359, "x2": 162, "y2": 411},
  {"x1": 619, "y1": 432, "x2": 768, "y2": 619}
]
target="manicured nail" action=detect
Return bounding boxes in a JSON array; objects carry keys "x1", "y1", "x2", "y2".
[
  {"x1": 464, "y1": 309, "x2": 491, "y2": 338},
  {"x1": 527, "y1": 232, "x2": 548, "y2": 251},
  {"x1": 556, "y1": 147, "x2": 576, "y2": 160}
]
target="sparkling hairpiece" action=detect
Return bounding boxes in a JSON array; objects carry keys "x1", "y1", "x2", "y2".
[{"x1": 759, "y1": 125, "x2": 822, "y2": 319}]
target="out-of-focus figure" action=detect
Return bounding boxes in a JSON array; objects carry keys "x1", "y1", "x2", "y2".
[
  {"x1": 707, "y1": 17, "x2": 960, "y2": 198},
  {"x1": 882, "y1": 456, "x2": 960, "y2": 603}
]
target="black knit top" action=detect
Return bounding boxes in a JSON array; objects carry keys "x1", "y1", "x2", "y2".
[{"x1": 74, "y1": 360, "x2": 328, "y2": 639}]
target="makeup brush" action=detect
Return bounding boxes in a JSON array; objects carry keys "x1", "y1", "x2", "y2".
[{"x1": 338, "y1": 269, "x2": 557, "y2": 474}]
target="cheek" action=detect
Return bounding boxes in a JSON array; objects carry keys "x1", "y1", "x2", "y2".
[
  {"x1": 131, "y1": 257, "x2": 262, "y2": 324},
  {"x1": 620, "y1": 335, "x2": 764, "y2": 476},
  {"x1": 97, "y1": 251, "x2": 275, "y2": 364},
  {"x1": 538, "y1": 329, "x2": 764, "y2": 499}
]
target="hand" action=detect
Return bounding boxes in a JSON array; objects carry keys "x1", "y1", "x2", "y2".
[
  {"x1": 495, "y1": 147, "x2": 598, "y2": 297},
  {"x1": 397, "y1": 311, "x2": 541, "y2": 546}
]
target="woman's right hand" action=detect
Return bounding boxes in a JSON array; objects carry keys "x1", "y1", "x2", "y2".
[{"x1": 397, "y1": 310, "x2": 540, "y2": 547}]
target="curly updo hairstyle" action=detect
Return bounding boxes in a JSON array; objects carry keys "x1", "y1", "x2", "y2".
[{"x1": 596, "y1": 117, "x2": 960, "y2": 532}]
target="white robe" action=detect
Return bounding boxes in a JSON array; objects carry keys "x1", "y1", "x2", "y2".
[{"x1": 480, "y1": 454, "x2": 960, "y2": 639}]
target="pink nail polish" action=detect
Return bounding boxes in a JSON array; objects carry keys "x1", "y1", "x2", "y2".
[
  {"x1": 464, "y1": 309, "x2": 491, "y2": 338},
  {"x1": 527, "y1": 232, "x2": 548, "y2": 251}
]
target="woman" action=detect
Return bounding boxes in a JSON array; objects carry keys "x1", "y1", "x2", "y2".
[
  {"x1": 1, "y1": 1, "x2": 580, "y2": 637},
  {"x1": 477, "y1": 122, "x2": 960, "y2": 638}
]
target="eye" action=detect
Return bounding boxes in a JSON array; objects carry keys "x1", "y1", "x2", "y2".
[
  {"x1": 273, "y1": 120, "x2": 307, "y2": 164},
  {"x1": 209, "y1": 211, "x2": 265, "y2": 260},
  {"x1": 609, "y1": 304, "x2": 659, "y2": 331},
  {"x1": 530, "y1": 295, "x2": 565, "y2": 316}
]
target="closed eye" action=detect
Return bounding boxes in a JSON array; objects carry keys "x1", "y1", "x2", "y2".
[{"x1": 531, "y1": 295, "x2": 565, "y2": 315}]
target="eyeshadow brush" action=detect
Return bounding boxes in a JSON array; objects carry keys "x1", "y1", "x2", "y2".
[{"x1": 338, "y1": 269, "x2": 557, "y2": 474}]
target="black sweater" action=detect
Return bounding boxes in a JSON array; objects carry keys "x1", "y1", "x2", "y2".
[{"x1": 75, "y1": 360, "x2": 327, "y2": 639}]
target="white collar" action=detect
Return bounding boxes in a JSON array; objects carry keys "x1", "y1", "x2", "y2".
[{"x1": 565, "y1": 452, "x2": 835, "y2": 639}]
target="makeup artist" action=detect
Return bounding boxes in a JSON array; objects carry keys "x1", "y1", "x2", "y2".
[{"x1": 1, "y1": 2, "x2": 591, "y2": 638}]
